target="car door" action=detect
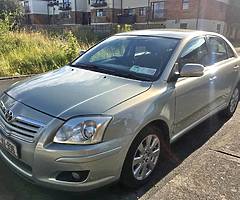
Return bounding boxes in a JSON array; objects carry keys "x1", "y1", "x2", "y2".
[
  {"x1": 173, "y1": 36, "x2": 217, "y2": 134},
  {"x1": 206, "y1": 36, "x2": 239, "y2": 107}
]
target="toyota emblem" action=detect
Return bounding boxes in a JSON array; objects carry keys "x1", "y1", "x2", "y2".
[{"x1": 4, "y1": 109, "x2": 14, "y2": 122}]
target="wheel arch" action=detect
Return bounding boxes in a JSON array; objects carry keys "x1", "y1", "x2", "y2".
[
  {"x1": 128, "y1": 119, "x2": 171, "y2": 153},
  {"x1": 145, "y1": 119, "x2": 170, "y2": 145},
  {"x1": 120, "y1": 118, "x2": 171, "y2": 186}
]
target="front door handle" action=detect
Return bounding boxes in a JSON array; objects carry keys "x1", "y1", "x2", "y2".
[{"x1": 209, "y1": 76, "x2": 217, "y2": 81}]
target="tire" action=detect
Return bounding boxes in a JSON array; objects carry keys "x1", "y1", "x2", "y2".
[
  {"x1": 220, "y1": 86, "x2": 239, "y2": 118},
  {"x1": 120, "y1": 125, "x2": 166, "y2": 188}
]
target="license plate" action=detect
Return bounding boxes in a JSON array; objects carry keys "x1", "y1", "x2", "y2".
[{"x1": 0, "y1": 134, "x2": 19, "y2": 158}]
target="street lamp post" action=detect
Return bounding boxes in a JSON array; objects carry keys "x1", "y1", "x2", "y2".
[
  {"x1": 113, "y1": 0, "x2": 115, "y2": 23},
  {"x1": 75, "y1": 0, "x2": 77, "y2": 24},
  {"x1": 147, "y1": 0, "x2": 151, "y2": 27},
  {"x1": 196, "y1": 0, "x2": 201, "y2": 30}
]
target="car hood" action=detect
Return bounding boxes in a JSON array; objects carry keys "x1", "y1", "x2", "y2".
[{"x1": 6, "y1": 66, "x2": 151, "y2": 120}]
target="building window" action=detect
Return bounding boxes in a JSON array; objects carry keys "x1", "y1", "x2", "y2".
[
  {"x1": 124, "y1": 9, "x2": 135, "y2": 16},
  {"x1": 182, "y1": 0, "x2": 189, "y2": 10},
  {"x1": 139, "y1": 7, "x2": 146, "y2": 16},
  {"x1": 216, "y1": 24, "x2": 221, "y2": 33},
  {"x1": 96, "y1": 9, "x2": 105, "y2": 17},
  {"x1": 180, "y1": 23, "x2": 188, "y2": 29},
  {"x1": 152, "y1": 1, "x2": 165, "y2": 19}
]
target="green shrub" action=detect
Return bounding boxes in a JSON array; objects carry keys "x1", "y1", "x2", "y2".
[
  {"x1": 0, "y1": 20, "x2": 91, "y2": 77},
  {"x1": 115, "y1": 24, "x2": 133, "y2": 33}
]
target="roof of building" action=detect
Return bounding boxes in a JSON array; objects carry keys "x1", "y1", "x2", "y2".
[{"x1": 116, "y1": 29, "x2": 218, "y2": 39}]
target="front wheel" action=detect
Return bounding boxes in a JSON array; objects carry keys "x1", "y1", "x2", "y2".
[
  {"x1": 120, "y1": 126, "x2": 164, "y2": 188},
  {"x1": 221, "y1": 87, "x2": 239, "y2": 118}
]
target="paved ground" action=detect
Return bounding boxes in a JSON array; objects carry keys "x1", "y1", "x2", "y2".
[{"x1": 0, "y1": 78, "x2": 239, "y2": 200}]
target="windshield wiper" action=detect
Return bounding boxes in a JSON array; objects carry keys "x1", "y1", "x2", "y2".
[
  {"x1": 70, "y1": 63, "x2": 116, "y2": 74},
  {"x1": 70, "y1": 63, "x2": 152, "y2": 81},
  {"x1": 121, "y1": 72, "x2": 152, "y2": 82},
  {"x1": 70, "y1": 63, "x2": 98, "y2": 70}
]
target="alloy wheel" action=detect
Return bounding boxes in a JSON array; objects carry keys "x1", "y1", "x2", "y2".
[
  {"x1": 230, "y1": 87, "x2": 239, "y2": 114},
  {"x1": 132, "y1": 134, "x2": 160, "y2": 181}
]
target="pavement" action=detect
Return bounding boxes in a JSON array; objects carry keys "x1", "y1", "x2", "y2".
[{"x1": 0, "y1": 78, "x2": 239, "y2": 200}]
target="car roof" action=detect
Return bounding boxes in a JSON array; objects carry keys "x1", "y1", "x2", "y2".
[{"x1": 115, "y1": 29, "x2": 220, "y2": 39}]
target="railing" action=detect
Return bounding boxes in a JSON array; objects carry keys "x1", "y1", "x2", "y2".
[
  {"x1": 58, "y1": 2, "x2": 72, "y2": 11},
  {"x1": 91, "y1": 1, "x2": 107, "y2": 7},
  {"x1": 47, "y1": 1, "x2": 72, "y2": 11},
  {"x1": 151, "y1": 9, "x2": 167, "y2": 21},
  {"x1": 24, "y1": 6, "x2": 31, "y2": 14},
  {"x1": 47, "y1": 0, "x2": 58, "y2": 7}
]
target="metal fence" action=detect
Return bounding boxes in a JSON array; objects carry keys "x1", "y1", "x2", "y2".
[{"x1": 23, "y1": 24, "x2": 240, "y2": 42}]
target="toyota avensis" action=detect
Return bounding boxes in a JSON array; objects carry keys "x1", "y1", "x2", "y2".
[{"x1": 0, "y1": 30, "x2": 239, "y2": 191}]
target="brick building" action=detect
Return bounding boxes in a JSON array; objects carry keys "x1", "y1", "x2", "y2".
[
  {"x1": 21, "y1": 0, "x2": 240, "y2": 39},
  {"x1": 91, "y1": 0, "x2": 240, "y2": 36},
  {"x1": 21, "y1": 0, "x2": 91, "y2": 25}
]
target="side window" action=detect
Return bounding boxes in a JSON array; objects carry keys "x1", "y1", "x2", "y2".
[
  {"x1": 225, "y1": 42, "x2": 235, "y2": 58},
  {"x1": 179, "y1": 37, "x2": 208, "y2": 68},
  {"x1": 207, "y1": 37, "x2": 228, "y2": 65}
]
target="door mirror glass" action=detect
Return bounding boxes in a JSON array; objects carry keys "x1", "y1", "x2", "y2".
[{"x1": 180, "y1": 63, "x2": 204, "y2": 77}]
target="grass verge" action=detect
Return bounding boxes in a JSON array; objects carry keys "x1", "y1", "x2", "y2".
[{"x1": 0, "y1": 25, "x2": 92, "y2": 76}]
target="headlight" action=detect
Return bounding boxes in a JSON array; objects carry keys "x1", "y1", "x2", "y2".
[{"x1": 54, "y1": 116, "x2": 112, "y2": 144}]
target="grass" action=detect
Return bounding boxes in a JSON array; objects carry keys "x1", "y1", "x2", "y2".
[
  {"x1": 0, "y1": 26, "x2": 92, "y2": 77},
  {"x1": 1, "y1": 18, "x2": 239, "y2": 77}
]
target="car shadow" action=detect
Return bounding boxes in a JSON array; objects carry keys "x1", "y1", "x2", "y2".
[{"x1": 0, "y1": 114, "x2": 229, "y2": 200}]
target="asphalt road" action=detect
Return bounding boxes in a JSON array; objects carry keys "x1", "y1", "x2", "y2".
[{"x1": 0, "y1": 78, "x2": 239, "y2": 200}]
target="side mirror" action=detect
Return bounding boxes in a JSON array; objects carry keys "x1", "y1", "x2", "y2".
[
  {"x1": 180, "y1": 63, "x2": 204, "y2": 77},
  {"x1": 79, "y1": 50, "x2": 86, "y2": 56}
]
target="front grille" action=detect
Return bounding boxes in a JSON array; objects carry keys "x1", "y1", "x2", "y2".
[{"x1": 0, "y1": 108, "x2": 44, "y2": 143}]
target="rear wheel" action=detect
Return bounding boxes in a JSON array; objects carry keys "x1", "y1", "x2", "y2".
[
  {"x1": 120, "y1": 126, "x2": 165, "y2": 188},
  {"x1": 221, "y1": 86, "x2": 239, "y2": 118}
]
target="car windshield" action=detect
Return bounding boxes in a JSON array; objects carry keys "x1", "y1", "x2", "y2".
[{"x1": 72, "y1": 36, "x2": 179, "y2": 81}]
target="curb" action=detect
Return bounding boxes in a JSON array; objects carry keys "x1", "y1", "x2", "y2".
[{"x1": 0, "y1": 75, "x2": 32, "y2": 81}]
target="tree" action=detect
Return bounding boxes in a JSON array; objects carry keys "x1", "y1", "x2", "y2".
[{"x1": 0, "y1": 0, "x2": 23, "y2": 28}]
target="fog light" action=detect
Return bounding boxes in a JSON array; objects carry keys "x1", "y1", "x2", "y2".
[
  {"x1": 56, "y1": 170, "x2": 89, "y2": 182},
  {"x1": 72, "y1": 172, "x2": 81, "y2": 180}
]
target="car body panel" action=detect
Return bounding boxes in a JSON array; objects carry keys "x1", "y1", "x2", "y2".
[
  {"x1": 6, "y1": 66, "x2": 151, "y2": 120},
  {"x1": 0, "y1": 30, "x2": 239, "y2": 191}
]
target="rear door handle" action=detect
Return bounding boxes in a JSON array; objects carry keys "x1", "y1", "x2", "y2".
[{"x1": 233, "y1": 65, "x2": 240, "y2": 70}]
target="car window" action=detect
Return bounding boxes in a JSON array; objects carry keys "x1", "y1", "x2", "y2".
[
  {"x1": 225, "y1": 42, "x2": 235, "y2": 58},
  {"x1": 133, "y1": 41, "x2": 163, "y2": 69},
  {"x1": 90, "y1": 39, "x2": 129, "y2": 62},
  {"x1": 207, "y1": 37, "x2": 228, "y2": 65},
  {"x1": 134, "y1": 45, "x2": 150, "y2": 56},
  {"x1": 74, "y1": 36, "x2": 179, "y2": 81},
  {"x1": 179, "y1": 37, "x2": 209, "y2": 69}
]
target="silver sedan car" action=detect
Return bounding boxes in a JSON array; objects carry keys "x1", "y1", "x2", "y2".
[{"x1": 0, "y1": 30, "x2": 239, "y2": 191}]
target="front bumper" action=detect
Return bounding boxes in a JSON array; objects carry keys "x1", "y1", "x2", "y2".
[
  {"x1": 0, "y1": 93, "x2": 133, "y2": 191},
  {"x1": 0, "y1": 136, "x2": 130, "y2": 191}
]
